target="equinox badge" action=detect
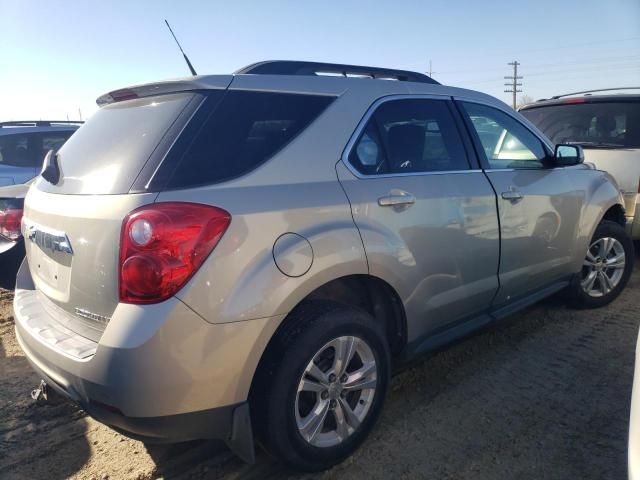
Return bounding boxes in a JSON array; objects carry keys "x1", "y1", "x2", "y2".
[{"x1": 24, "y1": 220, "x2": 73, "y2": 255}]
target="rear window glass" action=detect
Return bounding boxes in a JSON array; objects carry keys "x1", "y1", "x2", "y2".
[
  {"x1": 521, "y1": 101, "x2": 640, "y2": 148},
  {"x1": 35, "y1": 92, "x2": 195, "y2": 195},
  {"x1": 164, "y1": 90, "x2": 334, "y2": 189}
]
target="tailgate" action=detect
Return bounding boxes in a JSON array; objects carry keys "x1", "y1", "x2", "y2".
[{"x1": 22, "y1": 187, "x2": 157, "y2": 340}]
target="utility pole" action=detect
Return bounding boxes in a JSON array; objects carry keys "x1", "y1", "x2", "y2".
[
  {"x1": 504, "y1": 60, "x2": 523, "y2": 109},
  {"x1": 427, "y1": 60, "x2": 435, "y2": 78}
]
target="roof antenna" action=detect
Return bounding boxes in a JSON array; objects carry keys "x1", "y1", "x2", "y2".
[{"x1": 164, "y1": 19, "x2": 197, "y2": 76}]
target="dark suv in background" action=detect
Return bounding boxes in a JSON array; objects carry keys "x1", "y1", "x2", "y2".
[{"x1": 0, "y1": 121, "x2": 81, "y2": 186}]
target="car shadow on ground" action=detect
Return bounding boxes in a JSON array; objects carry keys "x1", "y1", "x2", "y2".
[
  {"x1": 0, "y1": 320, "x2": 91, "y2": 480},
  {"x1": 153, "y1": 255, "x2": 640, "y2": 479},
  {"x1": 2, "y1": 255, "x2": 637, "y2": 479}
]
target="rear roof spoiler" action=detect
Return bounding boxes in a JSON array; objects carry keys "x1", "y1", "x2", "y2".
[
  {"x1": 97, "y1": 60, "x2": 440, "y2": 107},
  {"x1": 96, "y1": 76, "x2": 234, "y2": 106}
]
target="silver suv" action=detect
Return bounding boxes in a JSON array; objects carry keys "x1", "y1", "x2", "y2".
[{"x1": 13, "y1": 61, "x2": 634, "y2": 471}]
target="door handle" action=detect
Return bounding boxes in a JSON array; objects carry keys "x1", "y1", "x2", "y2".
[
  {"x1": 378, "y1": 191, "x2": 416, "y2": 207},
  {"x1": 501, "y1": 190, "x2": 523, "y2": 201}
]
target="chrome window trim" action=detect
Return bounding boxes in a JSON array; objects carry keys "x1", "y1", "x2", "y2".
[
  {"x1": 340, "y1": 93, "x2": 481, "y2": 180},
  {"x1": 484, "y1": 167, "x2": 568, "y2": 173}
]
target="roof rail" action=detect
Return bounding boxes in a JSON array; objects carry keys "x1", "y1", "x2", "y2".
[
  {"x1": 0, "y1": 120, "x2": 84, "y2": 128},
  {"x1": 550, "y1": 87, "x2": 640, "y2": 100},
  {"x1": 235, "y1": 60, "x2": 440, "y2": 85}
]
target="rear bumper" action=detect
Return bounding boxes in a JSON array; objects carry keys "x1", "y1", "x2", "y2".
[
  {"x1": 13, "y1": 258, "x2": 282, "y2": 461},
  {"x1": 16, "y1": 324, "x2": 238, "y2": 442}
]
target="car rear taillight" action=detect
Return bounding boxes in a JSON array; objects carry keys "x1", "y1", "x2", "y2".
[
  {"x1": 0, "y1": 208, "x2": 23, "y2": 241},
  {"x1": 119, "y1": 202, "x2": 231, "y2": 304}
]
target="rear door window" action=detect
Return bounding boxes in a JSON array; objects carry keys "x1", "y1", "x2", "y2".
[
  {"x1": 520, "y1": 101, "x2": 640, "y2": 148},
  {"x1": 348, "y1": 98, "x2": 470, "y2": 175},
  {"x1": 163, "y1": 90, "x2": 335, "y2": 189}
]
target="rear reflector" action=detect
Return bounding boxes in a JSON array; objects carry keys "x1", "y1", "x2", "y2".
[
  {"x1": 0, "y1": 208, "x2": 23, "y2": 241},
  {"x1": 119, "y1": 202, "x2": 231, "y2": 304}
]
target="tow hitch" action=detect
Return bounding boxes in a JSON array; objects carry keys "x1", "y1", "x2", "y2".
[{"x1": 31, "y1": 379, "x2": 48, "y2": 401}]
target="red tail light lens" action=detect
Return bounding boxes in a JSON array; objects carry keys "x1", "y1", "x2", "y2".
[
  {"x1": 119, "y1": 202, "x2": 231, "y2": 304},
  {"x1": 0, "y1": 208, "x2": 23, "y2": 241}
]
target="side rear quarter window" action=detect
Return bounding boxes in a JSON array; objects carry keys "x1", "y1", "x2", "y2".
[
  {"x1": 348, "y1": 98, "x2": 470, "y2": 176},
  {"x1": 164, "y1": 90, "x2": 335, "y2": 189}
]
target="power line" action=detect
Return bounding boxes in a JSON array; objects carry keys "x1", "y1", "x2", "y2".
[
  {"x1": 504, "y1": 61, "x2": 522, "y2": 109},
  {"x1": 440, "y1": 61, "x2": 640, "y2": 87},
  {"x1": 488, "y1": 36, "x2": 640, "y2": 57},
  {"x1": 436, "y1": 54, "x2": 640, "y2": 76},
  {"x1": 526, "y1": 63, "x2": 640, "y2": 77}
]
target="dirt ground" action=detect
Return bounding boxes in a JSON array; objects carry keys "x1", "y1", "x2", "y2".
[{"x1": 1, "y1": 259, "x2": 638, "y2": 480}]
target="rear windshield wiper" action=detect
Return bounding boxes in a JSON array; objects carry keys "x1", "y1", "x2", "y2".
[
  {"x1": 565, "y1": 141, "x2": 626, "y2": 149},
  {"x1": 41, "y1": 149, "x2": 61, "y2": 185}
]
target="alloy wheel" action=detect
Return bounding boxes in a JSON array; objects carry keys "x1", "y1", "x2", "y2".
[
  {"x1": 294, "y1": 336, "x2": 378, "y2": 448},
  {"x1": 581, "y1": 237, "x2": 626, "y2": 298}
]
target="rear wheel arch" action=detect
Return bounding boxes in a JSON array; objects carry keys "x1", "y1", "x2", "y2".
[
  {"x1": 249, "y1": 274, "x2": 406, "y2": 400},
  {"x1": 301, "y1": 274, "x2": 407, "y2": 357}
]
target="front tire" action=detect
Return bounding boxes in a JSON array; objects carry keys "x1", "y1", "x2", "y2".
[
  {"x1": 568, "y1": 220, "x2": 634, "y2": 308},
  {"x1": 252, "y1": 301, "x2": 390, "y2": 472}
]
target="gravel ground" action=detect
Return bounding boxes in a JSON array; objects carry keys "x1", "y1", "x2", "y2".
[{"x1": 1, "y1": 258, "x2": 638, "y2": 480}]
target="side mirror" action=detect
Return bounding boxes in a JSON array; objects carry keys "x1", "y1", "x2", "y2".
[{"x1": 554, "y1": 144, "x2": 584, "y2": 167}]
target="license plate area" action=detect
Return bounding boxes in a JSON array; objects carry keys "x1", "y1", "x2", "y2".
[{"x1": 23, "y1": 218, "x2": 73, "y2": 303}]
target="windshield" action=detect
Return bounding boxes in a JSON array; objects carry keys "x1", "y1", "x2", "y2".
[{"x1": 521, "y1": 101, "x2": 640, "y2": 148}]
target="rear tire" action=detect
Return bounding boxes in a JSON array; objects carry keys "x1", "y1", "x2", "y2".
[
  {"x1": 568, "y1": 220, "x2": 634, "y2": 308},
  {"x1": 251, "y1": 301, "x2": 390, "y2": 472}
]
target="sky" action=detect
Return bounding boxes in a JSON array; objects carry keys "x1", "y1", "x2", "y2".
[{"x1": 1, "y1": 0, "x2": 639, "y2": 120}]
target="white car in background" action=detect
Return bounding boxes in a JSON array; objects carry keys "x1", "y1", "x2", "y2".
[{"x1": 520, "y1": 89, "x2": 640, "y2": 239}]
